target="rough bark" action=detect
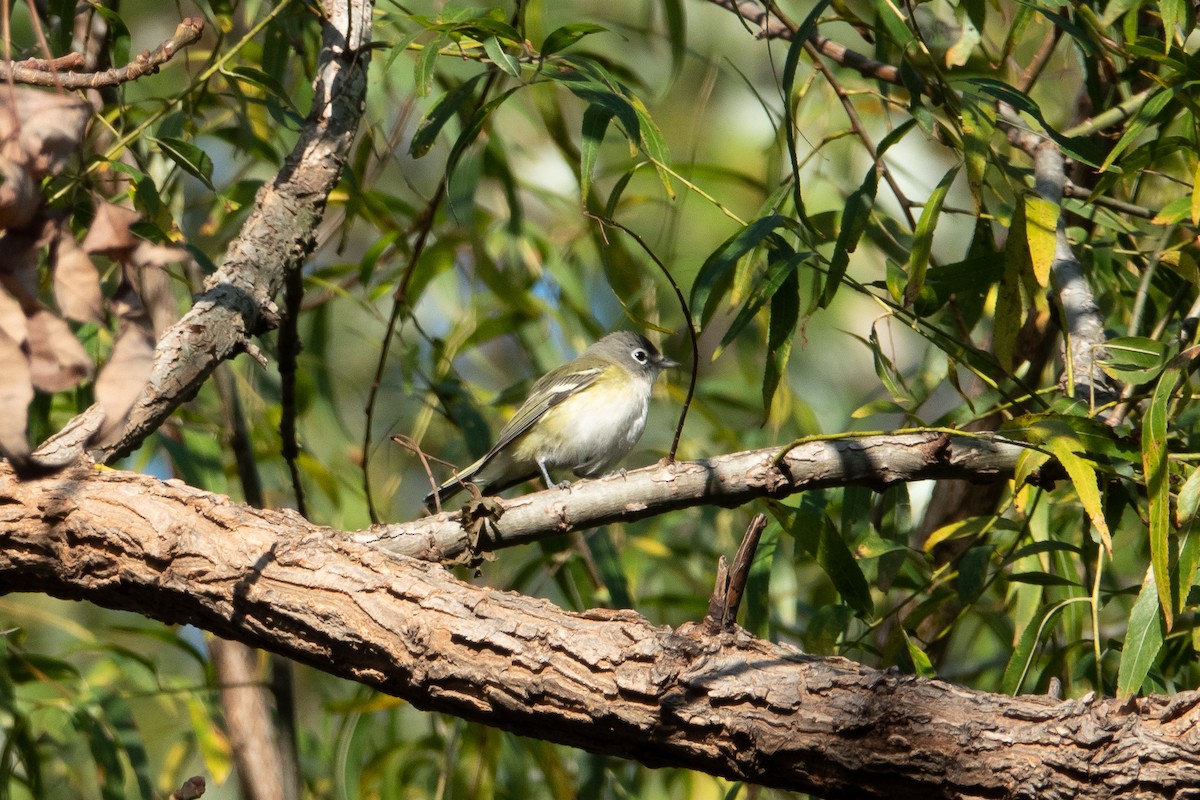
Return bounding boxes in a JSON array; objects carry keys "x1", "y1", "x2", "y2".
[{"x1": 2, "y1": 461, "x2": 1198, "y2": 799}]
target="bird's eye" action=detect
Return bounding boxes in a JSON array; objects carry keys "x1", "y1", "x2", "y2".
[{"x1": 632, "y1": 349, "x2": 648, "y2": 363}]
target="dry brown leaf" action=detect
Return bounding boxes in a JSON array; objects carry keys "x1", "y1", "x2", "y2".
[
  {"x1": 0, "y1": 156, "x2": 39, "y2": 230},
  {"x1": 11, "y1": 87, "x2": 91, "y2": 179},
  {"x1": 0, "y1": 229, "x2": 40, "y2": 305},
  {"x1": 53, "y1": 227, "x2": 105, "y2": 323},
  {"x1": 0, "y1": 328, "x2": 33, "y2": 461},
  {"x1": 127, "y1": 242, "x2": 184, "y2": 336},
  {"x1": 26, "y1": 308, "x2": 94, "y2": 392},
  {"x1": 0, "y1": 285, "x2": 25, "y2": 344},
  {"x1": 94, "y1": 317, "x2": 155, "y2": 447},
  {"x1": 82, "y1": 201, "x2": 141, "y2": 256}
]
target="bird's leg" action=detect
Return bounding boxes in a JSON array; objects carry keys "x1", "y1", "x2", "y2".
[{"x1": 537, "y1": 458, "x2": 571, "y2": 491}]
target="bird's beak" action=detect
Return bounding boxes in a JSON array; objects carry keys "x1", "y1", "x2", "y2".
[{"x1": 656, "y1": 354, "x2": 680, "y2": 369}]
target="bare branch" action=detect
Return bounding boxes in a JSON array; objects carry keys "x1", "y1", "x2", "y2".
[
  {"x1": 0, "y1": 18, "x2": 204, "y2": 89},
  {"x1": 1, "y1": 460, "x2": 1197, "y2": 800},
  {"x1": 362, "y1": 431, "x2": 1027, "y2": 562}
]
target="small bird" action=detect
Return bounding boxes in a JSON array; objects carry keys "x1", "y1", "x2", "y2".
[{"x1": 425, "y1": 331, "x2": 678, "y2": 509}]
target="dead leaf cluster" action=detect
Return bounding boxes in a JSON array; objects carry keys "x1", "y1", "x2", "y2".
[{"x1": 0, "y1": 86, "x2": 185, "y2": 464}]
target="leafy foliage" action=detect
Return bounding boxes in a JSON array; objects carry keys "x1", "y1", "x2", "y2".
[{"x1": 5, "y1": 0, "x2": 1200, "y2": 796}]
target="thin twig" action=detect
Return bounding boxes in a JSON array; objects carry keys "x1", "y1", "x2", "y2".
[
  {"x1": 0, "y1": 18, "x2": 204, "y2": 88},
  {"x1": 584, "y1": 213, "x2": 698, "y2": 462}
]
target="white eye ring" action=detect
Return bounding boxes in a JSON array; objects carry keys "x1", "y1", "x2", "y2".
[{"x1": 632, "y1": 349, "x2": 648, "y2": 363}]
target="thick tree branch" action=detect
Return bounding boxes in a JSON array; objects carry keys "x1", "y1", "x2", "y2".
[
  {"x1": 0, "y1": 18, "x2": 204, "y2": 88},
  {"x1": 0, "y1": 460, "x2": 1197, "y2": 800}
]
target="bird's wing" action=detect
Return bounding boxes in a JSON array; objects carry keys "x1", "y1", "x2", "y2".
[{"x1": 483, "y1": 366, "x2": 603, "y2": 458}]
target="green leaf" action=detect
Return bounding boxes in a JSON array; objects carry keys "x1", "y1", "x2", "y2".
[
  {"x1": 903, "y1": 164, "x2": 959, "y2": 307},
  {"x1": 410, "y1": 74, "x2": 485, "y2": 157},
  {"x1": 579, "y1": 103, "x2": 613, "y2": 202},
  {"x1": 961, "y1": 98, "x2": 995, "y2": 211},
  {"x1": 957, "y1": 545, "x2": 992, "y2": 603},
  {"x1": 541, "y1": 23, "x2": 608, "y2": 57},
  {"x1": 1041, "y1": 435, "x2": 1112, "y2": 555},
  {"x1": 1001, "y1": 603, "x2": 1048, "y2": 694},
  {"x1": 790, "y1": 507, "x2": 874, "y2": 618},
  {"x1": 900, "y1": 628, "x2": 935, "y2": 677},
  {"x1": 959, "y1": 78, "x2": 1101, "y2": 167},
  {"x1": 690, "y1": 215, "x2": 795, "y2": 325},
  {"x1": 152, "y1": 137, "x2": 214, "y2": 189},
  {"x1": 995, "y1": 198, "x2": 1028, "y2": 370},
  {"x1": 1097, "y1": 336, "x2": 1170, "y2": 386},
  {"x1": 482, "y1": 36, "x2": 521, "y2": 77},
  {"x1": 630, "y1": 96, "x2": 673, "y2": 198},
  {"x1": 1145, "y1": 365, "x2": 1180, "y2": 627},
  {"x1": 1177, "y1": 464, "x2": 1200, "y2": 526},
  {"x1": 413, "y1": 33, "x2": 445, "y2": 97},
  {"x1": 763, "y1": 266, "x2": 800, "y2": 415},
  {"x1": 825, "y1": 167, "x2": 877, "y2": 308},
  {"x1": 1024, "y1": 194, "x2": 1059, "y2": 288},
  {"x1": 1099, "y1": 87, "x2": 1176, "y2": 172},
  {"x1": 1116, "y1": 568, "x2": 1165, "y2": 698},
  {"x1": 720, "y1": 249, "x2": 806, "y2": 352}
]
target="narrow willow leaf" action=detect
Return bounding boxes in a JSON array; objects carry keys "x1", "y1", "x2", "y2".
[
  {"x1": 1043, "y1": 436, "x2": 1112, "y2": 554},
  {"x1": 1024, "y1": 194, "x2": 1059, "y2": 288},
  {"x1": 1099, "y1": 87, "x2": 1176, "y2": 172},
  {"x1": 763, "y1": 267, "x2": 799, "y2": 415},
  {"x1": 900, "y1": 628, "x2": 935, "y2": 677},
  {"x1": 1161, "y1": 0, "x2": 1184, "y2": 50},
  {"x1": 631, "y1": 97, "x2": 673, "y2": 198},
  {"x1": 153, "y1": 137, "x2": 214, "y2": 189},
  {"x1": 1192, "y1": 161, "x2": 1200, "y2": 225},
  {"x1": 1116, "y1": 568, "x2": 1165, "y2": 699},
  {"x1": 410, "y1": 74, "x2": 485, "y2": 157},
  {"x1": 825, "y1": 168, "x2": 877, "y2": 308},
  {"x1": 1097, "y1": 336, "x2": 1170, "y2": 386},
  {"x1": 810, "y1": 515, "x2": 873, "y2": 618},
  {"x1": 444, "y1": 87, "x2": 521, "y2": 178},
  {"x1": 1145, "y1": 366, "x2": 1179, "y2": 626},
  {"x1": 720, "y1": 250, "x2": 805, "y2": 352},
  {"x1": 781, "y1": 0, "x2": 832, "y2": 224},
  {"x1": 579, "y1": 103, "x2": 614, "y2": 202},
  {"x1": 540, "y1": 23, "x2": 607, "y2": 57},
  {"x1": 995, "y1": 199, "x2": 1028, "y2": 370},
  {"x1": 961, "y1": 99, "x2": 995, "y2": 211},
  {"x1": 690, "y1": 215, "x2": 791, "y2": 325},
  {"x1": 1178, "y1": 465, "x2": 1200, "y2": 527},
  {"x1": 904, "y1": 164, "x2": 959, "y2": 306},
  {"x1": 1001, "y1": 604, "x2": 1048, "y2": 694},
  {"x1": 482, "y1": 36, "x2": 521, "y2": 77},
  {"x1": 960, "y1": 78, "x2": 1101, "y2": 166}
]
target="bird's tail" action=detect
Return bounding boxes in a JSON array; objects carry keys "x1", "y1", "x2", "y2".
[{"x1": 423, "y1": 456, "x2": 486, "y2": 512}]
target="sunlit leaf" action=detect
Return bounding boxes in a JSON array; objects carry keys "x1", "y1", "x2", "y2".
[
  {"x1": 1116, "y1": 568, "x2": 1165, "y2": 699},
  {"x1": 152, "y1": 137, "x2": 215, "y2": 189},
  {"x1": 904, "y1": 164, "x2": 958, "y2": 307},
  {"x1": 1144, "y1": 366, "x2": 1180, "y2": 627}
]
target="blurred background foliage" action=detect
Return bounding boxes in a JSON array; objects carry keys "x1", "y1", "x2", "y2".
[{"x1": 4, "y1": 0, "x2": 1200, "y2": 797}]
